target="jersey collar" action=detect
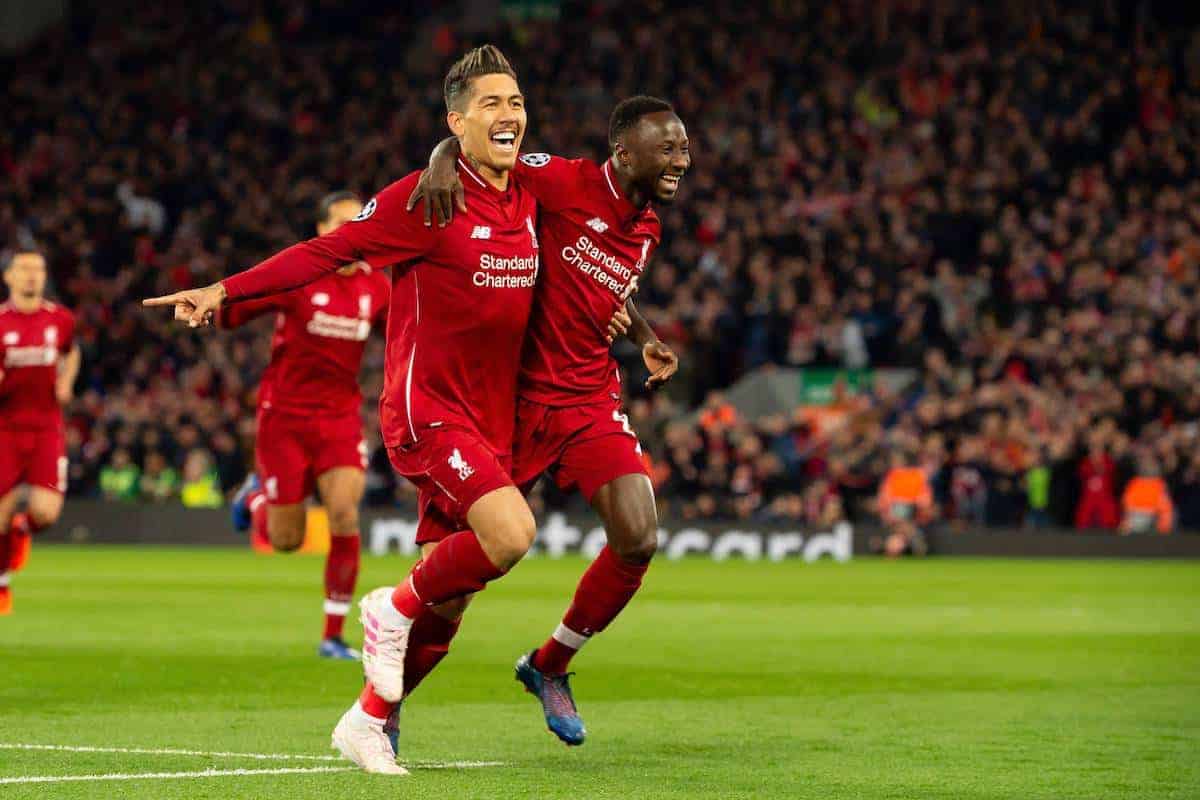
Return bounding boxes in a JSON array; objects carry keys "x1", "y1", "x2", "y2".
[
  {"x1": 1, "y1": 299, "x2": 46, "y2": 315},
  {"x1": 458, "y1": 156, "x2": 514, "y2": 200},
  {"x1": 602, "y1": 159, "x2": 656, "y2": 227}
]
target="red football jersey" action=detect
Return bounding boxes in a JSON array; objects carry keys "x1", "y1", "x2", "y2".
[
  {"x1": 217, "y1": 264, "x2": 389, "y2": 416},
  {"x1": 0, "y1": 300, "x2": 76, "y2": 430},
  {"x1": 222, "y1": 160, "x2": 539, "y2": 453},
  {"x1": 512, "y1": 155, "x2": 661, "y2": 406}
]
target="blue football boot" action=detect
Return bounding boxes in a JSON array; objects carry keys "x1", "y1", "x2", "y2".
[
  {"x1": 515, "y1": 650, "x2": 586, "y2": 746},
  {"x1": 230, "y1": 473, "x2": 260, "y2": 533},
  {"x1": 384, "y1": 702, "x2": 402, "y2": 755},
  {"x1": 318, "y1": 637, "x2": 361, "y2": 661}
]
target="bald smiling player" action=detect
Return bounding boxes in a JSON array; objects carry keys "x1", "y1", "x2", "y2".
[{"x1": 409, "y1": 95, "x2": 689, "y2": 746}]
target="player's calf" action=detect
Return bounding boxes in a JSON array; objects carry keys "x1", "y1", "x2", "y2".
[
  {"x1": 321, "y1": 532, "x2": 361, "y2": 658},
  {"x1": 8, "y1": 485, "x2": 64, "y2": 574}
]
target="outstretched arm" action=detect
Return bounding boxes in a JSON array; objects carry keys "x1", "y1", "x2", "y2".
[
  {"x1": 144, "y1": 177, "x2": 430, "y2": 327},
  {"x1": 142, "y1": 234, "x2": 362, "y2": 327},
  {"x1": 216, "y1": 294, "x2": 288, "y2": 329}
]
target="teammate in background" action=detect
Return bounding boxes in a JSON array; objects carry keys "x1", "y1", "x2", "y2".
[
  {"x1": 0, "y1": 251, "x2": 80, "y2": 614},
  {"x1": 222, "y1": 190, "x2": 390, "y2": 660},
  {"x1": 406, "y1": 95, "x2": 688, "y2": 745},
  {"x1": 144, "y1": 45, "x2": 542, "y2": 775}
]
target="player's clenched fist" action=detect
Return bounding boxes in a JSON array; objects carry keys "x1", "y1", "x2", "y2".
[{"x1": 142, "y1": 282, "x2": 228, "y2": 328}]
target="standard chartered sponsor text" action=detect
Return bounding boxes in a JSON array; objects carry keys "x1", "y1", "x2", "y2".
[
  {"x1": 474, "y1": 252, "x2": 538, "y2": 288},
  {"x1": 4, "y1": 347, "x2": 57, "y2": 367},
  {"x1": 561, "y1": 235, "x2": 635, "y2": 298},
  {"x1": 306, "y1": 312, "x2": 371, "y2": 341}
]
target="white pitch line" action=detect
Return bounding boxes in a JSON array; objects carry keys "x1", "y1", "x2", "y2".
[
  {"x1": 0, "y1": 766, "x2": 355, "y2": 785},
  {"x1": 0, "y1": 742, "x2": 505, "y2": 772},
  {"x1": 0, "y1": 743, "x2": 341, "y2": 761}
]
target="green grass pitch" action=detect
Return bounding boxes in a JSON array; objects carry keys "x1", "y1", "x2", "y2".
[{"x1": 0, "y1": 546, "x2": 1197, "y2": 799}]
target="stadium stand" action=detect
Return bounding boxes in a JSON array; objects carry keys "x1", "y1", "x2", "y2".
[{"x1": 3, "y1": 1, "x2": 1200, "y2": 532}]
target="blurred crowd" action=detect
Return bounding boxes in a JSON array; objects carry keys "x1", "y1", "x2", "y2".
[{"x1": 3, "y1": 1, "x2": 1200, "y2": 532}]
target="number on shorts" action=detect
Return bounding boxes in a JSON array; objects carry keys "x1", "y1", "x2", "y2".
[{"x1": 612, "y1": 410, "x2": 643, "y2": 455}]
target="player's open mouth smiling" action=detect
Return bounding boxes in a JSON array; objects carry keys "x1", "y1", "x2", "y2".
[
  {"x1": 491, "y1": 130, "x2": 518, "y2": 153},
  {"x1": 658, "y1": 173, "x2": 683, "y2": 192}
]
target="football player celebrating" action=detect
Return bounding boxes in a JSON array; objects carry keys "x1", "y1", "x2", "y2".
[
  {"x1": 144, "y1": 45, "x2": 543, "y2": 775},
  {"x1": 406, "y1": 95, "x2": 688, "y2": 745},
  {"x1": 221, "y1": 190, "x2": 390, "y2": 660}
]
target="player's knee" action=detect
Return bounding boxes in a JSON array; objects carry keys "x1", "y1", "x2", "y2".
[
  {"x1": 269, "y1": 521, "x2": 306, "y2": 552},
  {"x1": 611, "y1": 515, "x2": 658, "y2": 564},
  {"x1": 488, "y1": 508, "x2": 536, "y2": 570},
  {"x1": 27, "y1": 500, "x2": 63, "y2": 531},
  {"x1": 607, "y1": 498, "x2": 658, "y2": 564},
  {"x1": 326, "y1": 504, "x2": 359, "y2": 534}
]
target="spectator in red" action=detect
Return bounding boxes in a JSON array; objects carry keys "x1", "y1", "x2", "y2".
[{"x1": 1075, "y1": 440, "x2": 1119, "y2": 530}]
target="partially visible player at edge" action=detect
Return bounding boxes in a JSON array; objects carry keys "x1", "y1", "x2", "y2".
[
  {"x1": 0, "y1": 251, "x2": 80, "y2": 615},
  {"x1": 221, "y1": 191, "x2": 389, "y2": 660},
  {"x1": 143, "y1": 45, "x2": 542, "y2": 776},
  {"x1": 406, "y1": 96, "x2": 689, "y2": 745}
]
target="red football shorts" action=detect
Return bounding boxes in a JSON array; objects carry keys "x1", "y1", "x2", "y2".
[
  {"x1": 388, "y1": 425, "x2": 514, "y2": 546},
  {"x1": 256, "y1": 408, "x2": 366, "y2": 505},
  {"x1": 0, "y1": 427, "x2": 67, "y2": 496},
  {"x1": 511, "y1": 397, "x2": 648, "y2": 503}
]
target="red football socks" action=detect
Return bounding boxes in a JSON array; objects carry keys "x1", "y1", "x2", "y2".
[
  {"x1": 391, "y1": 530, "x2": 503, "y2": 618},
  {"x1": 7, "y1": 513, "x2": 36, "y2": 572},
  {"x1": 358, "y1": 682, "x2": 394, "y2": 720},
  {"x1": 533, "y1": 546, "x2": 649, "y2": 675},
  {"x1": 0, "y1": 526, "x2": 10, "y2": 573},
  {"x1": 323, "y1": 533, "x2": 360, "y2": 640},
  {"x1": 402, "y1": 609, "x2": 463, "y2": 697},
  {"x1": 248, "y1": 491, "x2": 271, "y2": 553}
]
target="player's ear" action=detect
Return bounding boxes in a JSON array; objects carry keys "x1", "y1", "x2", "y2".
[
  {"x1": 447, "y1": 111, "x2": 466, "y2": 138},
  {"x1": 614, "y1": 142, "x2": 629, "y2": 167}
]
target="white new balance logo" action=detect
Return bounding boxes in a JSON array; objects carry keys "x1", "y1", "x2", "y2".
[
  {"x1": 470, "y1": 226, "x2": 492, "y2": 239},
  {"x1": 586, "y1": 217, "x2": 608, "y2": 233},
  {"x1": 448, "y1": 448, "x2": 475, "y2": 481}
]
